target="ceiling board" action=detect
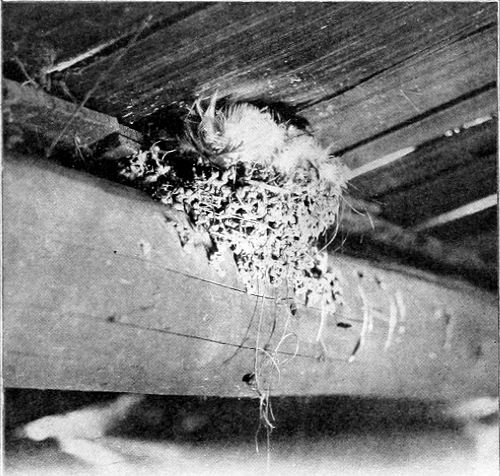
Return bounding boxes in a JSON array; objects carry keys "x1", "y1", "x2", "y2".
[
  {"x1": 303, "y1": 27, "x2": 496, "y2": 151},
  {"x1": 1, "y1": 3, "x2": 497, "y2": 288},
  {"x1": 2, "y1": 3, "x2": 208, "y2": 68},
  {"x1": 378, "y1": 155, "x2": 497, "y2": 227},
  {"x1": 51, "y1": 2, "x2": 496, "y2": 131},
  {"x1": 429, "y1": 207, "x2": 498, "y2": 243},
  {"x1": 341, "y1": 87, "x2": 497, "y2": 171},
  {"x1": 427, "y1": 207, "x2": 498, "y2": 265},
  {"x1": 349, "y1": 119, "x2": 497, "y2": 199}
]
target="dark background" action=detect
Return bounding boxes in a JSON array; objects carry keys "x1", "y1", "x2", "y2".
[{"x1": 4, "y1": 388, "x2": 482, "y2": 476}]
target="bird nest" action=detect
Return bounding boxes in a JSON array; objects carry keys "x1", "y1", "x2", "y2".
[{"x1": 121, "y1": 97, "x2": 348, "y2": 315}]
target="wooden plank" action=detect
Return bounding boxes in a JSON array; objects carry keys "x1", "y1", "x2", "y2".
[
  {"x1": 2, "y1": 79, "x2": 142, "y2": 159},
  {"x1": 430, "y1": 207, "x2": 498, "y2": 242},
  {"x1": 378, "y1": 154, "x2": 497, "y2": 227},
  {"x1": 348, "y1": 147, "x2": 417, "y2": 180},
  {"x1": 349, "y1": 119, "x2": 497, "y2": 199},
  {"x1": 343, "y1": 87, "x2": 497, "y2": 172},
  {"x1": 304, "y1": 27, "x2": 497, "y2": 151},
  {"x1": 448, "y1": 228, "x2": 498, "y2": 265},
  {"x1": 90, "y1": 127, "x2": 143, "y2": 163},
  {"x1": 412, "y1": 195, "x2": 498, "y2": 232},
  {"x1": 338, "y1": 201, "x2": 496, "y2": 288},
  {"x1": 56, "y1": 3, "x2": 496, "y2": 125},
  {"x1": 2, "y1": 3, "x2": 208, "y2": 74},
  {"x1": 3, "y1": 151, "x2": 497, "y2": 400},
  {"x1": 427, "y1": 208, "x2": 498, "y2": 265}
]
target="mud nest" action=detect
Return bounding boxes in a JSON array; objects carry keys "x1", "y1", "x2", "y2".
[{"x1": 121, "y1": 96, "x2": 348, "y2": 315}]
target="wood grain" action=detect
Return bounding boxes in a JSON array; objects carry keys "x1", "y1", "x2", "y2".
[
  {"x1": 56, "y1": 3, "x2": 496, "y2": 128},
  {"x1": 433, "y1": 217, "x2": 498, "y2": 266},
  {"x1": 2, "y1": 3, "x2": 208, "y2": 69},
  {"x1": 430, "y1": 208, "x2": 498, "y2": 242},
  {"x1": 2, "y1": 79, "x2": 118, "y2": 153},
  {"x1": 379, "y1": 157, "x2": 497, "y2": 227},
  {"x1": 349, "y1": 119, "x2": 497, "y2": 200},
  {"x1": 304, "y1": 27, "x2": 497, "y2": 151},
  {"x1": 2, "y1": 79, "x2": 142, "y2": 164},
  {"x1": 338, "y1": 201, "x2": 495, "y2": 287},
  {"x1": 4, "y1": 151, "x2": 497, "y2": 399},
  {"x1": 412, "y1": 195, "x2": 498, "y2": 233},
  {"x1": 341, "y1": 87, "x2": 497, "y2": 171}
]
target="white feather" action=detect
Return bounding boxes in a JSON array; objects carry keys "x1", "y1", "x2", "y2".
[{"x1": 197, "y1": 100, "x2": 346, "y2": 186}]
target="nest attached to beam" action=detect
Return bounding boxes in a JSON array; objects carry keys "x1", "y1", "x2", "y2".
[{"x1": 121, "y1": 97, "x2": 347, "y2": 314}]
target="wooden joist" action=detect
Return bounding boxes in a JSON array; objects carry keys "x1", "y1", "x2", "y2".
[
  {"x1": 305, "y1": 26, "x2": 497, "y2": 151},
  {"x1": 349, "y1": 118, "x2": 497, "y2": 200},
  {"x1": 413, "y1": 195, "x2": 498, "y2": 233},
  {"x1": 3, "y1": 78, "x2": 494, "y2": 287},
  {"x1": 2, "y1": 78, "x2": 142, "y2": 160},
  {"x1": 378, "y1": 154, "x2": 497, "y2": 227},
  {"x1": 4, "y1": 151, "x2": 498, "y2": 400},
  {"x1": 53, "y1": 3, "x2": 496, "y2": 129},
  {"x1": 339, "y1": 202, "x2": 496, "y2": 287},
  {"x1": 344, "y1": 88, "x2": 497, "y2": 174}
]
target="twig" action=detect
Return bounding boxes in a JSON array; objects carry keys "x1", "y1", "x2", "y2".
[
  {"x1": 13, "y1": 55, "x2": 36, "y2": 86},
  {"x1": 45, "y1": 15, "x2": 153, "y2": 158}
]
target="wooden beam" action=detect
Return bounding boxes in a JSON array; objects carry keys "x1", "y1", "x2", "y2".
[
  {"x1": 4, "y1": 151, "x2": 497, "y2": 400},
  {"x1": 451, "y1": 228, "x2": 498, "y2": 265},
  {"x1": 348, "y1": 147, "x2": 416, "y2": 180},
  {"x1": 2, "y1": 79, "x2": 142, "y2": 160},
  {"x1": 2, "y1": 78, "x2": 494, "y2": 288},
  {"x1": 91, "y1": 125, "x2": 143, "y2": 162},
  {"x1": 413, "y1": 195, "x2": 498, "y2": 232},
  {"x1": 430, "y1": 208, "x2": 498, "y2": 242},
  {"x1": 339, "y1": 201, "x2": 496, "y2": 286}
]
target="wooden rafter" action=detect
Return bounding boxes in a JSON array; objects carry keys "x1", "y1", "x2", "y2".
[
  {"x1": 344, "y1": 88, "x2": 497, "y2": 174},
  {"x1": 4, "y1": 151, "x2": 497, "y2": 399},
  {"x1": 412, "y1": 195, "x2": 498, "y2": 232},
  {"x1": 2, "y1": 78, "x2": 141, "y2": 160},
  {"x1": 339, "y1": 201, "x2": 496, "y2": 286}
]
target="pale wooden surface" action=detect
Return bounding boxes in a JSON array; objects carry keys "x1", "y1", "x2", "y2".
[{"x1": 4, "y1": 151, "x2": 497, "y2": 400}]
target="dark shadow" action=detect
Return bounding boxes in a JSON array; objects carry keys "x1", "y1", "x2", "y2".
[{"x1": 4, "y1": 388, "x2": 458, "y2": 447}]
